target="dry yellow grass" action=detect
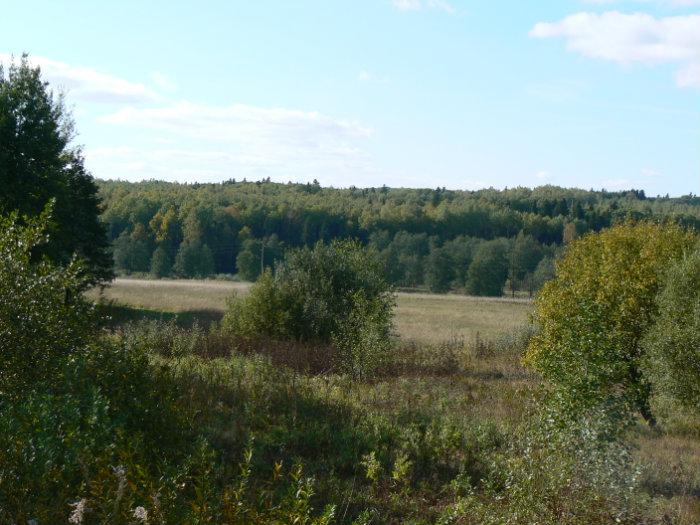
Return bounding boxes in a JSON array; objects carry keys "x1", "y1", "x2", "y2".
[{"x1": 90, "y1": 278, "x2": 532, "y2": 344}]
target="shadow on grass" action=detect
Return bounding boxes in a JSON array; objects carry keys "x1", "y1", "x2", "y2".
[{"x1": 97, "y1": 302, "x2": 224, "y2": 329}]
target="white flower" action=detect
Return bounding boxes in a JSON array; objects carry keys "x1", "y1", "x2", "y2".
[
  {"x1": 68, "y1": 498, "x2": 88, "y2": 524},
  {"x1": 133, "y1": 506, "x2": 148, "y2": 523}
]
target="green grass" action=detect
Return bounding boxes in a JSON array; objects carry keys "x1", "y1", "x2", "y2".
[{"x1": 90, "y1": 278, "x2": 532, "y2": 344}]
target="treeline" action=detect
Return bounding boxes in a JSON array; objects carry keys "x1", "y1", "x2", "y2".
[{"x1": 100, "y1": 179, "x2": 700, "y2": 295}]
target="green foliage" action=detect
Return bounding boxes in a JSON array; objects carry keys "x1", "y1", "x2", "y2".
[
  {"x1": 224, "y1": 240, "x2": 395, "y2": 377},
  {"x1": 425, "y1": 246, "x2": 454, "y2": 293},
  {"x1": 331, "y1": 292, "x2": 394, "y2": 378},
  {"x1": 113, "y1": 229, "x2": 151, "y2": 273},
  {"x1": 466, "y1": 240, "x2": 509, "y2": 296},
  {"x1": 441, "y1": 408, "x2": 650, "y2": 525},
  {"x1": 0, "y1": 205, "x2": 93, "y2": 398},
  {"x1": 174, "y1": 241, "x2": 215, "y2": 278},
  {"x1": 531, "y1": 255, "x2": 555, "y2": 291},
  {"x1": 0, "y1": 207, "x2": 336, "y2": 523},
  {"x1": 149, "y1": 245, "x2": 173, "y2": 277},
  {"x1": 98, "y1": 178, "x2": 700, "y2": 290},
  {"x1": 643, "y1": 246, "x2": 700, "y2": 414},
  {"x1": 235, "y1": 238, "x2": 262, "y2": 281},
  {"x1": 525, "y1": 222, "x2": 696, "y2": 425},
  {"x1": 0, "y1": 55, "x2": 112, "y2": 283}
]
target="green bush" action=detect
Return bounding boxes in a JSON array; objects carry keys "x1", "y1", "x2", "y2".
[
  {"x1": 643, "y1": 246, "x2": 700, "y2": 414},
  {"x1": 223, "y1": 240, "x2": 395, "y2": 377},
  {"x1": 0, "y1": 205, "x2": 93, "y2": 398}
]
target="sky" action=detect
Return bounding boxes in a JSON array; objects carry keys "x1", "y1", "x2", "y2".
[{"x1": 1, "y1": 0, "x2": 699, "y2": 196}]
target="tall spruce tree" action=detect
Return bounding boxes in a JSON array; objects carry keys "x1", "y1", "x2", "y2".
[{"x1": 0, "y1": 55, "x2": 112, "y2": 284}]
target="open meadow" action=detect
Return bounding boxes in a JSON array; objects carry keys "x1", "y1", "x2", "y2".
[{"x1": 91, "y1": 278, "x2": 532, "y2": 344}]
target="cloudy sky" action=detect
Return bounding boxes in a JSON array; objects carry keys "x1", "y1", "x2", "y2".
[{"x1": 2, "y1": 0, "x2": 698, "y2": 195}]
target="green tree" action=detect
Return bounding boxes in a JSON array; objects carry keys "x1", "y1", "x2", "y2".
[
  {"x1": 425, "y1": 246, "x2": 453, "y2": 293},
  {"x1": 236, "y1": 238, "x2": 262, "y2": 281},
  {"x1": 173, "y1": 242, "x2": 215, "y2": 278},
  {"x1": 508, "y1": 231, "x2": 542, "y2": 297},
  {"x1": 112, "y1": 229, "x2": 151, "y2": 273},
  {"x1": 525, "y1": 222, "x2": 696, "y2": 426},
  {"x1": 150, "y1": 245, "x2": 173, "y2": 278},
  {"x1": 0, "y1": 55, "x2": 112, "y2": 284},
  {"x1": 466, "y1": 240, "x2": 509, "y2": 296},
  {"x1": 529, "y1": 255, "x2": 556, "y2": 295},
  {"x1": 643, "y1": 247, "x2": 700, "y2": 414}
]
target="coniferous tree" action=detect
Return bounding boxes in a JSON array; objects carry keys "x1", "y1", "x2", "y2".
[{"x1": 0, "y1": 55, "x2": 112, "y2": 284}]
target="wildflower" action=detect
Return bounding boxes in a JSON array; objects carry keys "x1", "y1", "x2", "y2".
[
  {"x1": 68, "y1": 498, "x2": 88, "y2": 524},
  {"x1": 133, "y1": 506, "x2": 148, "y2": 523}
]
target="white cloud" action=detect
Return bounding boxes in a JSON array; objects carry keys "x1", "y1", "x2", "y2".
[
  {"x1": 0, "y1": 54, "x2": 159, "y2": 103},
  {"x1": 95, "y1": 102, "x2": 375, "y2": 183},
  {"x1": 150, "y1": 71, "x2": 177, "y2": 91},
  {"x1": 358, "y1": 70, "x2": 372, "y2": 82},
  {"x1": 530, "y1": 12, "x2": 700, "y2": 88},
  {"x1": 101, "y1": 102, "x2": 372, "y2": 141},
  {"x1": 391, "y1": 0, "x2": 456, "y2": 13},
  {"x1": 358, "y1": 70, "x2": 390, "y2": 83},
  {"x1": 676, "y1": 61, "x2": 700, "y2": 87},
  {"x1": 535, "y1": 170, "x2": 551, "y2": 180}
]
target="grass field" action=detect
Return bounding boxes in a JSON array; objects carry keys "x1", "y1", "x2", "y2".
[
  {"x1": 87, "y1": 277, "x2": 700, "y2": 523},
  {"x1": 91, "y1": 278, "x2": 532, "y2": 344}
]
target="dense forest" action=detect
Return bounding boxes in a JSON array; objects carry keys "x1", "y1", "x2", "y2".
[{"x1": 101, "y1": 179, "x2": 700, "y2": 294}]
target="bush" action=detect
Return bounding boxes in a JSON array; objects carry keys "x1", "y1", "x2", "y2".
[
  {"x1": 0, "y1": 205, "x2": 93, "y2": 398},
  {"x1": 524, "y1": 222, "x2": 696, "y2": 426},
  {"x1": 643, "y1": 246, "x2": 700, "y2": 414},
  {"x1": 223, "y1": 240, "x2": 395, "y2": 377}
]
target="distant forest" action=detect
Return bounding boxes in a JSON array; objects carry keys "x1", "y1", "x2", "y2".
[{"x1": 99, "y1": 179, "x2": 700, "y2": 295}]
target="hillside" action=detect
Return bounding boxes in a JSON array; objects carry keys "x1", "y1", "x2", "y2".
[{"x1": 99, "y1": 179, "x2": 700, "y2": 293}]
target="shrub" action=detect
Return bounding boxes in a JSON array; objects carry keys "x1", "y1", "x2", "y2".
[
  {"x1": 440, "y1": 408, "x2": 651, "y2": 525},
  {"x1": 0, "y1": 205, "x2": 93, "y2": 398},
  {"x1": 643, "y1": 246, "x2": 700, "y2": 414},
  {"x1": 223, "y1": 240, "x2": 395, "y2": 377},
  {"x1": 524, "y1": 222, "x2": 695, "y2": 426}
]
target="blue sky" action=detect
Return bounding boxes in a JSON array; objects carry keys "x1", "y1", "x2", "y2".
[{"x1": 2, "y1": 1, "x2": 698, "y2": 195}]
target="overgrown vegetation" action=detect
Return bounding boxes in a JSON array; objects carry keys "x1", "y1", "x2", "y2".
[
  {"x1": 0, "y1": 211, "x2": 337, "y2": 524},
  {"x1": 5, "y1": 209, "x2": 700, "y2": 522}
]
